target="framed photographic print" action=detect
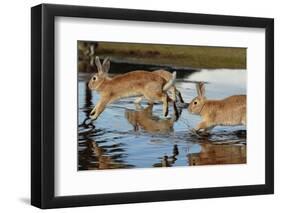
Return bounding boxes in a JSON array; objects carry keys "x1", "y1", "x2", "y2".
[{"x1": 31, "y1": 3, "x2": 274, "y2": 209}]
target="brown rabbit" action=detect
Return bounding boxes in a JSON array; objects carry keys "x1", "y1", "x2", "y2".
[
  {"x1": 88, "y1": 57, "x2": 177, "y2": 120},
  {"x1": 188, "y1": 82, "x2": 246, "y2": 133},
  {"x1": 134, "y1": 69, "x2": 184, "y2": 104}
]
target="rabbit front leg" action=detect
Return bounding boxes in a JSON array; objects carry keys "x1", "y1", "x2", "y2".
[
  {"x1": 89, "y1": 97, "x2": 110, "y2": 120},
  {"x1": 194, "y1": 121, "x2": 209, "y2": 132},
  {"x1": 193, "y1": 121, "x2": 215, "y2": 135}
]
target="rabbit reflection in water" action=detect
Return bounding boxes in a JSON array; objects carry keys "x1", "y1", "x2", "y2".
[{"x1": 125, "y1": 103, "x2": 180, "y2": 134}]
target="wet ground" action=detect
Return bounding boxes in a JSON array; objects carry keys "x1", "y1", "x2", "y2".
[{"x1": 78, "y1": 64, "x2": 246, "y2": 170}]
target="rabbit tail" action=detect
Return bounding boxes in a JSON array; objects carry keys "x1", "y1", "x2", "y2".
[{"x1": 163, "y1": 71, "x2": 176, "y2": 91}]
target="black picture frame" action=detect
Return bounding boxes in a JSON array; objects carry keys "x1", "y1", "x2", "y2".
[{"x1": 31, "y1": 3, "x2": 274, "y2": 209}]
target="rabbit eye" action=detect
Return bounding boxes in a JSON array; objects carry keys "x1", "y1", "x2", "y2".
[
  {"x1": 92, "y1": 77, "x2": 96, "y2": 81},
  {"x1": 194, "y1": 101, "x2": 197, "y2": 105}
]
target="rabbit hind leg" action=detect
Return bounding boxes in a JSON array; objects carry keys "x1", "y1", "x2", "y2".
[
  {"x1": 176, "y1": 89, "x2": 185, "y2": 103},
  {"x1": 167, "y1": 95, "x2": 179, "y2": 120}
]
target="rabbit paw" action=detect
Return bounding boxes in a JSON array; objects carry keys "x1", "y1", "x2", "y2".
[
  {"x1": 191, "y1": 128, "x2": 210, "y2": 136},
  {"x1": 89, "y1": 108, "x2": 97, "y2": 120},
  {"x1": 90, "y1": 114, "x2": 98, "y2": 120}
]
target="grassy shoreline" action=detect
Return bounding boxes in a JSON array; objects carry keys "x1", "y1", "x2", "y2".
[{"x1": 95, "y1": 42, "x2": 246, "y2": 69}]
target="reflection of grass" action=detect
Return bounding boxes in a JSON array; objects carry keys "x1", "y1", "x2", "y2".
[{"x1": 95, "y1": 42, "x2": 246, "y2": 69}]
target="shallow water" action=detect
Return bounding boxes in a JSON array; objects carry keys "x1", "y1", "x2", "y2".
[{"x1": 78, "y1": 67, "x2": 246, "y2": 170}]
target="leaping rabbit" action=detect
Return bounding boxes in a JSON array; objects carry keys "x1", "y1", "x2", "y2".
[{"x1": 88, "y1": 56, "x2": 177, "y2": 120}]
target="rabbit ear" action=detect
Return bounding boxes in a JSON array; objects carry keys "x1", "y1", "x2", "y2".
[
  {"x1": 102, "y1": 57, "x2": 110, "y2": 73},
  {"x1": 95, "y1": 56, "x2": 103, "y2": 73},
  {"x1": 196, "y1": 82, "x2": 205, "y2": 97},
  {"x1": 102, "y1": 57, "x2": 109, "y2": 65},
  {"x1": 196, "y1": 83, "x2": 201, "y2": 96},
  {"x1": 198, "y1": 82, "x2": 205, "y2": 97}
]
